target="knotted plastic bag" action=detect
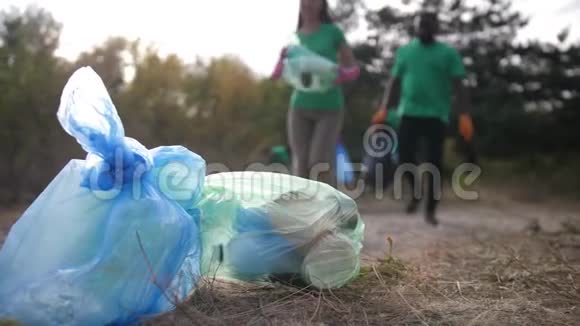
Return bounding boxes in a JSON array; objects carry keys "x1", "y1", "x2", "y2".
[
  {"x1": 198, "y1": 172, "x2": 364, "y2": 289},
  {"x1": 282, "y1": 45, "x2": 338, "y2": 93},
  {"x1": 0, "y1": 67, "x2": 205, "y2": 325}
]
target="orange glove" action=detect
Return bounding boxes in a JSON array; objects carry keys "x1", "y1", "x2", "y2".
[
  {"x1": 372, "y1": 108, "x2": 388, "y2": 125},
  {"x1": 459, "y1": 113, "x2": 474, "y2": 142}
]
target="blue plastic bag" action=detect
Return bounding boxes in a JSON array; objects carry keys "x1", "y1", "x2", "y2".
[
  {"x1": 225, "y1": 206, "x2": 303, "y2": 280},
  {"x1": 0, "y1": 67, "x2": 205, "y2": 325},
  {"x1": 337, "y1": 143, "x2": 355, "y2": 185}
]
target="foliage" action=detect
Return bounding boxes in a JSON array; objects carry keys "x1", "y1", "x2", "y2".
[
  {"x1": 351, "y1": 0, "x2": 580, "y2": 157},
  {"x1": 0, "y1": 1, "x2": 578, "y2": 201}
]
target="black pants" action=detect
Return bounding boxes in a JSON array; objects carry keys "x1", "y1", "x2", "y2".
[{"x1": 398, "y1": 116, "x2": 445, "y2": 213}]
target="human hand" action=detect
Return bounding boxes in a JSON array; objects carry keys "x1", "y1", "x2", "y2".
[
  {"x1": 371, "y1": 108, "x2": 387, "y2": 125},
  {"x1": 270, "y1": 47, "x2": 288, "y2": 81},
  {"x1": 459, "y1": 113, "x2": 474, "y2": 142},
  {"x1": 335, "y1": 65, "x2": 360, "y2": 84}
]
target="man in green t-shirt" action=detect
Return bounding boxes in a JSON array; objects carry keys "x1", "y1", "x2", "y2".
[{"x1": 378, "y1": 11, "x2": 473, "y2": 226}]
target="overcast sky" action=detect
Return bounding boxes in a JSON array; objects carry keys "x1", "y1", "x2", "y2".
[{"x1": 2, "y1": 0, "x2": 579, "y2": 75}]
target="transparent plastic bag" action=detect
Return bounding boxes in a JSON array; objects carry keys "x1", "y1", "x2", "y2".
[
  {"x1": 282, "y1": 45, "x2": 338, "y2": 93},
  {"x1": 198, "y1": 172, "x2": 364, "y2": 289},
  {"x1": 0, "y1": 67, "x2": 205, "y2": 325}
]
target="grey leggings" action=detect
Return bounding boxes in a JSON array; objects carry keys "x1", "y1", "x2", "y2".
[{"x1": 287, "y1": 108, "x2": 344, "y2": 185}]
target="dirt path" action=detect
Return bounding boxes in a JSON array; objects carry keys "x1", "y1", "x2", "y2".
[{"x1": 357, "y1": 187, "x2": 579, "y2": 261}]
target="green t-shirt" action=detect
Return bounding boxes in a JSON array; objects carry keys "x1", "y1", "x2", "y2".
[
  {"x1": 290, "y1": 23, "x2": 346, "y2": 110},
  {"x1": 392, "y1": 39, "x2": 466, "y2": 123}
]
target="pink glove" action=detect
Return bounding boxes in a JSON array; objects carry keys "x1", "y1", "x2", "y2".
[
  {"x1": 270, "y1": 48, "x2": 288, "y2": 81},
  {"x1": 335, "y1": 65, "x2": 360, "y2": 84}
]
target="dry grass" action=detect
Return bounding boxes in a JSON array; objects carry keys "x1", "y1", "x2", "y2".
[
  {"x1": 0, "y1": 320, "x2": 21, "y2": 326},
  {"x1": 145, "y1": 230, "x2": 580, "y2": 326},
  {"x1": 2, "y1": 206, "x2": 578, "y2": 325}
]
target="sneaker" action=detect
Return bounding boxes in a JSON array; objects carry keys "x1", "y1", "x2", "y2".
[
  {"x1": 425, "y1": 211, "x2": 439, "y2": 227},
  {"x1": 406, "y1": 199, "x2": 420, "y2": 214}
]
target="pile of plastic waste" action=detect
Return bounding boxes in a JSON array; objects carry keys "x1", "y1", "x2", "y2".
[{"x1": 0, "y1": 67, "x2": 364, "y2": 325}]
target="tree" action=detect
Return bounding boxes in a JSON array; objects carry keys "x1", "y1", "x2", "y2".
[
  {"x1": 117, "y1": 50, "x2": 190, "y2": 147},
  {"x1": 183, "y1": 56, "x2": 273, "y2": 165},
  {"x1": 76, "y1": 37, "x2": 133, "y2": 94},
  {"x1": 330, "y1": 0, "x2": 365, "y2": 33},
  {"x1": 350, "y1": 0, "x2": 580, "y2": 157},
  {"x1": 0, "y1": 6, "x2": 70, "y2": 202}
]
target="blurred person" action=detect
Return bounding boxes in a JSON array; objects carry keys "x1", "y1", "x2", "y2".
[
  {"x1": 271, "y1": 0, "x2": 359, "y2": 187},
  {"x1": 375, "y1": 11, "x2": 474, "y2": 226}
]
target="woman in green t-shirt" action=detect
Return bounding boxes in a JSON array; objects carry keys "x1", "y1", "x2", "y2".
[{"x1": 271, "y1": 0, "x2": 359, "y2": 186}]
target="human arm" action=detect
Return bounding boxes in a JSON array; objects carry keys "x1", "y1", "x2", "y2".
[
  {"x1": 335, "y1": 42, "x2": 360, "y2": 83},
  {"x1": 270, "y1": 47, "x2": 288, "y2": 81},
  {"x1": 372, "y1": 77, "x2": 401, "y2": 124},
  {"x1": 372, "y1": 47, "x2": 405, "y2": 124},
  {"x1": 454, "y1": 80, "x2": 474, "y2": 142},
  {"x1": 449, "y1": 49, "x2": 474, "y2": 141},
  {"x1": 334, "y1": 25, "x2": 360, "y2": 84}
]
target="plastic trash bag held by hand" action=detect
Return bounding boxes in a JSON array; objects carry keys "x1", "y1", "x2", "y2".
[
  {"x1": 197, "y1": 172, "x2": 365, "y2": 290},
  {"x1": 0, "y1": 67, "x2": 206, "y2": 326},
  {"x1": 281, "y1": 45, "x2": 339, "y2": 93}
]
